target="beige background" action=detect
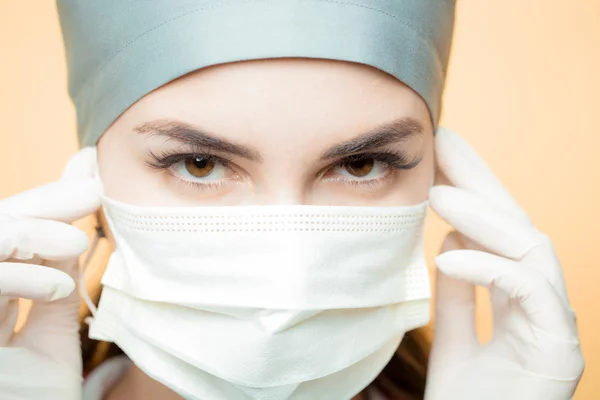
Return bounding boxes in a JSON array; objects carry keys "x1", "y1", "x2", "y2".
[{"x1": 1, "y1": 1, "x2": 598, "y2": 398}]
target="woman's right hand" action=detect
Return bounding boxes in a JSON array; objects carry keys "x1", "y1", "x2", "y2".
[{"x1": 0, "y1": 148, "x2": 101, "y2": 400}]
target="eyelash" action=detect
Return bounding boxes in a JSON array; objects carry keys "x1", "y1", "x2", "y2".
[
  {"x1": 146, "y1": 149, "x2": 235, "y2": 191},
  {"x1": 334, "y1": 152, "x2": 420, "y2": 170},
  {"x1": 145, "y1": 148, "x2": 421, "y2": 190},
  {"x1": 322, "y1": 152, "x2": 420, "y2": 189},
  {"x1": 146, "y1": 150, "x2": 234, "y2": 171}
]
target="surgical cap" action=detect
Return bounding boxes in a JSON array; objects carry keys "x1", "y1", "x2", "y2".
[{"x1": 57, "y1": 0, "x2": 456, "y2": 147}]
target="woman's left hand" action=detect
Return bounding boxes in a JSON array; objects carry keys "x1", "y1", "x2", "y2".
[{"x1": 424, "y1": 128, "x2": 584, "y2": 400}]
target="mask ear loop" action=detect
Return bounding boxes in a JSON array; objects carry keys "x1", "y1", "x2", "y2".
[
  {"x1": 81, "y1": 148, "x2": 104, "y2": 325},
  {"x1": 80, "y1": 220, "x2": 105, "y2": 325}
]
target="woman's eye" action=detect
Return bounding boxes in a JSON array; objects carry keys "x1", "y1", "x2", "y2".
[
  {"x1": 344, "y1": 158, "x2": 375, "y2": 177},
  {"x1": 173, "y1": 156, "x2": 228, "y2": 181},
  {"x1": 332, "y1": 157, "x2": 390, "y2": 179},
  {"x1": 184, "y1": 157, "x2": 216, "y2": 178}
]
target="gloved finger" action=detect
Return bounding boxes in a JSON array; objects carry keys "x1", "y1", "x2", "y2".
[
  {"x1": 0, "y1": 147, "x2": 101, "y2": 222},
  {"x1": 432, "y1": 231, "x2": 478, "y2": 355},
  {"x1": 0, "y1": 179, "x2": 101, "y2": 223},
  {"x1": 0, "y1": 219, "x2": 89, "y2": 262},
  {"x1": 60, "y1": 146, "x2": 97, "y2": 180},
  {"x1": 435, "y1": 249, "x2": 576, "y2": 339},
  {"x1": 0, "y1": 262, "x2": 75, "y2": 301},
  {"x1": 434, "y1": 127, "x2": 531, "y2": 225},
  {"x1": 14, "y1": 257, "x2": 82, "y2": 369},
  {"x1": 522, "y1": 235, "x2": 571, "y2": 311},
  {"x1": 429, "y1": 185, "x2": 546, "y2": 260},
  {"x1": 429, "y1": 185, "x2": 568, "y2": 298}
]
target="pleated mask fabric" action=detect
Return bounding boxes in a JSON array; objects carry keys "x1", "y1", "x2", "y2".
[
  {"x1": 88, "y1": 192, "x2": 432, "y2": 399},
  {"x1": 56, "y1": 0, "x2": 456, "y2": 147}
]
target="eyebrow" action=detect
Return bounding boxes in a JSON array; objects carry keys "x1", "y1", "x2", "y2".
[
  {"x1": 319, "y1": 117, "x2": 424, "y2": 160},
  {"x1": 134, "y1": 119, "x2": 263, "y2": 162},
  {"x1": 134, "y1": 117, "x2": 424, "y2": 162}
]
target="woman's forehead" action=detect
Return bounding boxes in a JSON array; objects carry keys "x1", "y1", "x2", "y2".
[{"x1": 115, "y1": 59, "x2": 432, "y2": 149}]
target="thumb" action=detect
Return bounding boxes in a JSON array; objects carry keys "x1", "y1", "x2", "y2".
[{"x1": 432, "y1": 231, "x2": 478, "y2": 357}]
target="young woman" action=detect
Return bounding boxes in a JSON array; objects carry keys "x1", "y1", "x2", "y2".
[{"x1": 0, "y1": 1, "x2": 584, "y2": 399}]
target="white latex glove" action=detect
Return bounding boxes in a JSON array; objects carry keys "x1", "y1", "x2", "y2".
[
  {"x1": 425, "y1": 128, "x2": 584, "y2": 400},
  {"x1": 0, "y1": 147, "x2": 101, "y2": 400}
]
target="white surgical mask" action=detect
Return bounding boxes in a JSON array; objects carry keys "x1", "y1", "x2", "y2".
[{"x1": 87, "y1": 192, "x2": 431, "y2": 400}]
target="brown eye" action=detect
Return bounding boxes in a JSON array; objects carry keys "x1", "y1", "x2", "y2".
[
  {"x1": 344, "y1": 158, "x2": 374, "y2": 177},
  {"x1": 184, "y1": 157, "x2": 215, "y2": 178}
]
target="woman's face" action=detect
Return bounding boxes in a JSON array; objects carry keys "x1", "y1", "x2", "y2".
[{"x1": 97, "y1": 58, "x2": 434, "y2": 207}]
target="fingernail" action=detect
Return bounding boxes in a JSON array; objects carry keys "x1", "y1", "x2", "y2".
[
  {"x1": 429, "y1": 185, "x2": 447, "y2": 199},
  {"x1": 435, "y1": 251, "x2": 461, "y2": 270},
  {"x1": 434, "y1": 261, "x2": 451, "y2": 278},
  {"x1": 434, "y1": 253, "x2": 449, "y2": 269},
  {"x1": 428, "y1": 185, "x2": 453, "y2": 210}
]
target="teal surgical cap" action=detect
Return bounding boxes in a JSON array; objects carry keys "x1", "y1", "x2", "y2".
[{"x1": 57, "y1": 0, "x2": 456, "y2": 147}]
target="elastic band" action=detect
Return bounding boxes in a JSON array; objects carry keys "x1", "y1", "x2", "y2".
[{"x1": 80, "y1": 224, "x2": 105, "y2": 321}]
